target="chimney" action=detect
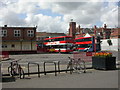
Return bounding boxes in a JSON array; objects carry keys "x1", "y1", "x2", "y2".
[
  {"x1": 104, "y1": 24, "x2": 107, "y2": 29},
  {"x1": 78, "y1": 25, "x2": 81, "y2": 34},
  {"x1": 94, "y1": 25, "x2": 97, "y2": 36},
  {"x1": 94, "y1": 25, "x2": 97, "y2": 29},
  {"x1": 4, "y1": 25, "x2": 7, "y2": 27}
]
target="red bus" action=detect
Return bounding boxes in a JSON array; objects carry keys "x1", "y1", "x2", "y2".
[
  {"x1": 75, "y1": 36, "x2": 96, "y2": 52},
  {"x1": 44, "y1": 36, "x2": 74, "y2": 53}
]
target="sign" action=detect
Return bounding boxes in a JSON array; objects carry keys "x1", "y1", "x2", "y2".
[
  {"x1": 49, "y1": 48, "x2": 55, "y2": 52},
  {"x1": 46, "y1": 41, "x2": 60, "y2": 45},
  {"x1": 86, "y1": 52, "x2": 92, "y2": 56}
]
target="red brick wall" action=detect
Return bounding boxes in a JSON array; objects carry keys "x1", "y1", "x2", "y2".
[
  {"x1": 69, "y1": 22, "x2": 76, "y2": 38},
  {"x1": 2, "y1": 27, "x2": 36, "y2": 41}
]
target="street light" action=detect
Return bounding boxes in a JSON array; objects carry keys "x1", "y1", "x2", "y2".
[
  {"x1": 20, "y1": 39, "x2": 23, "y2": 54},
  {"x1": 31, "y1": 38, "x2": 33, "y2": 51},
  {"x1": 94, "y1": 25, "x2": 97, "y2": 53}
]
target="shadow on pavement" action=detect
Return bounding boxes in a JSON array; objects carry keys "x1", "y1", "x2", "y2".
[{"x1": 2, "y1": 76, "x2": 16, "y2": 82}]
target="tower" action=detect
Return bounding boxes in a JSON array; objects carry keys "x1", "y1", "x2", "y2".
[{"x1": 68, "y1": 19, "x2": 76, "y2": 39}]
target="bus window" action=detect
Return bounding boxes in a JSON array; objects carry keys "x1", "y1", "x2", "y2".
[
  {"x1": 84, "y1": 38, "x2": 91, "y2": 41},
  {"x1": 75, "y1": 39, "x2": 83, "y2": 42},
  {"x1": 53, "y1": 38, "x2": 64, "y2": 41},
  {"x1": 59, "y1": 38, "x2": 64, "y2": 41},
  {"x1": 65, "y1": 37, "x2": 73, "y2": 40},
  {"x1": 44, "y1": 40, "x2": 50, "y2": 42},
  {"x1": 75, "y1": 37, "x2": 92, "y2": 42},
  {"x1": 77, "y1": 44, "x2": 92, "y2": 48}
]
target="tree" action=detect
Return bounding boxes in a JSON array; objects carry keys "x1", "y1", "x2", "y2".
[{"x1": 107, "y1": 39, "x2": 112, "y2": 46}]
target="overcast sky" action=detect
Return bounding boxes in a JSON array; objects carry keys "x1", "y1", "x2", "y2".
[{"x1": 0, "y1": 0, "x2": 119, "y2": 33}]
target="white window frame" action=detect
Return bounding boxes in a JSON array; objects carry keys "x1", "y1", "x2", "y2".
[
  {"x1": 11, "y1": 44, "x2": 15, "y2": 48},
  {"x1": 27, "y1": 30, "x2": 34, "y2": 37},
  {"x1": 1, "y1": 30, "x2": 7, "y2": 37},
  {"x1": 2, "y1": 44, "x2": 7, "y2": 48},
  {"x1": 14, "y1": 30, "x2": 21, "y2": 37}
]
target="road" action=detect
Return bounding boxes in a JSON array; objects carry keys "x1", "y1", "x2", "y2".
[{"x1": 1, "y1": 52, "x2": 119, "y2": 88}]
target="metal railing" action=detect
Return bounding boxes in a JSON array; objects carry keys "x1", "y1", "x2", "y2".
[{"x1": 2, "y1": 56, "x2": 89, "y2": 80}]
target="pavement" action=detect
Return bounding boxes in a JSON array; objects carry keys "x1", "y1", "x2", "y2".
[
  {"x1": 1, "y1": 53, "x2": 120, "y2": 88},
  {"x1": 2, "y1": 70, "x2": 119, "y2": 88}
]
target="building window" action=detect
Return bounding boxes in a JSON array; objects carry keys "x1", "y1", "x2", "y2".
[
  {"x1": 1, "y1": 30, "x2": 7, "y2": 37},
  {"x1": 14, "y1": 30, "x2": 21, "y2": 37},
  {"x1": 27, "y1": 30, "x2": 34, "y2": 37},
  {"x1": 2, "y1": 44, "x2": 7, "y2": 48},
  {"x1": 11, "y1": 44, "x2": 15, "y2": 48}
]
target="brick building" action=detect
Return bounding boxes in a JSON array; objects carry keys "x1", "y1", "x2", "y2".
[
  {"x1": 1, "y1": 25, "x2": 37, "y2": 54},
  {"x1": 111, "y1": 28, "x2": 120, "y2": 38},
  {"x1": 68, "y1": 21, "x2": 120, "y2": 51},
  {"x1": 68, "y1": 21, "x2": 119, "y2": 39},
  {"x1": 68, "y1": 21, "x2": 76, "y2": 38}
]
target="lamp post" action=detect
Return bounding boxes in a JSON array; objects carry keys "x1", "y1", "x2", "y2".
[
  {"x1": 20, "y1": 39, "x2": 23, "y2": 54},
  {"x1": 31, "y1": 38, "x2": 32, "y2": 51},
  {"x1": 94, "y1": 25, "x2": 97, "y2": 53}
]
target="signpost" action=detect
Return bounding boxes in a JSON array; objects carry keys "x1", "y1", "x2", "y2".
[
  {"x1": 94, "y1": 25, "x2": 97, "y2": 53},
  {"x1": 86, "y1": 52, "x2": 92, "y2": 56}
]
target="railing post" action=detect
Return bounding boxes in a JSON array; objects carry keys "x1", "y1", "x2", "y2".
[
  {"x1": 37, "y1": 64, "x2": 40, "y2": 77},
  {"x1": 43, "y1": 62, "x2": 46, "y2": 75},
  {"x1": 58, "y1": 61, "x2": 60, "y2": 73},
  {"x1": 54, "y1": 62, "x2": 57, "y2": 76},
  {"x1": 28, "y1": 63, "x2": 30, "y2": 76}
]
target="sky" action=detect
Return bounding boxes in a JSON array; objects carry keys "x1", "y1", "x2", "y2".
[{"x1": 0, "y1": 0, "x2": 119, "y2": 33}]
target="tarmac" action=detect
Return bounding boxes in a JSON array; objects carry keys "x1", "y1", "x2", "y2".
[
  {"x1": 1, "y1": 53, "x2": 120, "y2": 88},
  {"x1": 2, "y1": 69, "x2": 119, "y2": 88}
]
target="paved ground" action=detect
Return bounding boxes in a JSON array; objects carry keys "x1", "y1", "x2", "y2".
[
  {"x1": 2, "y1": 70, "x2": 118, "y2": 88},
  {"x1": 1, "y1": 52, "x2": 120, "y2": 88}
]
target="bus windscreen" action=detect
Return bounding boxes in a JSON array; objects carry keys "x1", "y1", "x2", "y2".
[{"x1": 75, "y1": 38, "x2": 92, "y2": 42}]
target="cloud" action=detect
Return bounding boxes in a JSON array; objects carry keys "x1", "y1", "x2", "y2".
[
  {"x1": 2, "y1": 10, "x2": 26, "y2": 26},
  {"x1": 0, "y1": 0, "x2": 119, "y2": 33},
  {"x1": 51, "y1": 2, "x2": 86, "y2": 14},
  {"x1": 100, "y1": 2, "x2": 118, "y2": 27},
  {"x1": 50, "y1": 2, "x2": 103, "y2": 27},
  {"x1": 0, "y1": 8, "x2": 25, "y2": 26},
  {"x1": 25, "y1": 13, "x2": 67, "y2": 33}
]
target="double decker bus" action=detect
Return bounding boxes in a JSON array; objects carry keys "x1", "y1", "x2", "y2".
[
  {"x1": 43, "y1": 36, "x2": 74, "y2": 53},
  {"x1": 75, "y1": 36, "x2": 100, "y2": 52}
]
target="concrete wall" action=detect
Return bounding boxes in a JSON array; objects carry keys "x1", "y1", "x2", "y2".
[
  {"x1": 101, "y1": 38, "x2": 119, "y2": 51},
  {"x1": 2, "y1": 41, "x2": 37, "y2": 51}
]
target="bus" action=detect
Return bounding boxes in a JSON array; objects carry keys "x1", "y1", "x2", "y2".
[
  {"x1": 75, "y1": 36, "x2": 100, "y2": 52},
  {"x1": 43, "y1": 36, "x2": 74, "y2": 53}
]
